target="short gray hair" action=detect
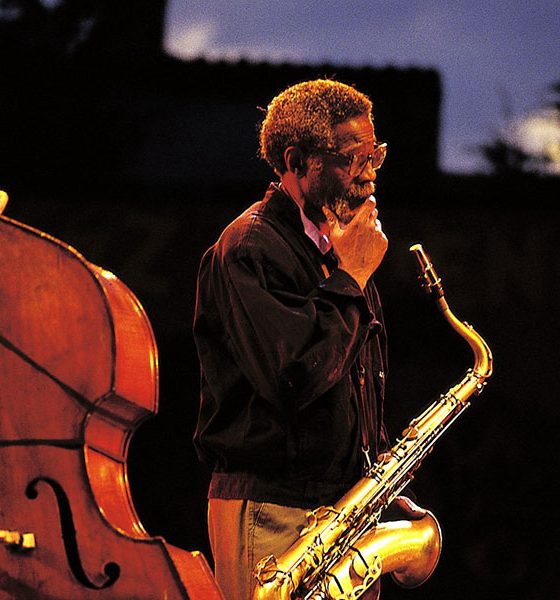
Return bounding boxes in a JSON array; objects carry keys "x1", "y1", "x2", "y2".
[{"x1": 259, "y1": 79, "x2": 373, "y2": 174}]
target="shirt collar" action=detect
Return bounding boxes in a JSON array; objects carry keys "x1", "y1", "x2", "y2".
[
  {"x1": 298, "y1": 205, "x2": 332, "y2": 255},
  {"x1": 277, "y1": 183, "x2": 332, "y2": 255}
]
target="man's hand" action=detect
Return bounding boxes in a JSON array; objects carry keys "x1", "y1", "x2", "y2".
[
  {"x1": 322, "y1": 197, "x2": 388, "y2": 290},
  {"x1": 382, "y1": 495, "x2": 428, "y2": 522}
]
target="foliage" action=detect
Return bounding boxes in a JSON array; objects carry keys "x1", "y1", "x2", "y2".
[
  {"x1": 0, "y1": 0, "x2": 165, "y2": 191},
  {"x1": 480, "y1": 81, "x2": 560, "y2": 175}
]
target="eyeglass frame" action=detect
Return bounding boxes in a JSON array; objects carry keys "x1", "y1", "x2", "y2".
[{"x1": 314, "y1": 141, "x2": 388, "y2": 177}]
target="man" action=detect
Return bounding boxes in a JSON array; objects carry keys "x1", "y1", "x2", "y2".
[{"x1": 193, "y1": 79, "x2": 424, "y2": 599}]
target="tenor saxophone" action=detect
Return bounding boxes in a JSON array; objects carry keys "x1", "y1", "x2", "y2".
[{"x1": 253, "y1": 244, "x2": 493, "y2": 600}]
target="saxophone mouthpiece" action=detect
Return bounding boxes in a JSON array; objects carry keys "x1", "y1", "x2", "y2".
[{"x1": 409, "y1": 243, "x2": 443, "y2": 298}]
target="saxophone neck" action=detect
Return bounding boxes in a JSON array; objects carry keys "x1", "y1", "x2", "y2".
[
  {"x1": 409, "y1": 243, "x2": 443, "y2": 299},
  {"x1": 410, "y1": 243, "x2": 493, "y2": 385}
]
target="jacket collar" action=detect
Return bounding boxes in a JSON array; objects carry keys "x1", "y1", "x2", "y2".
[{"x1": 262, "y1": 183, "x2": 331, "y2": 255}]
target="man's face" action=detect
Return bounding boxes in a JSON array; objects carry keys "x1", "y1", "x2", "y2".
[{"x1": 303, "y1": 113, "x2": 380, "y2": 225}]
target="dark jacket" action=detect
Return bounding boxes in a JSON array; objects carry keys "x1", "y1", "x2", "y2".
[{"x1": 193, "y1": 183, "x2": 389, "y2": 508}]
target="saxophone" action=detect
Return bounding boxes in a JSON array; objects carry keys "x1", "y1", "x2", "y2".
[{"x1": 253, "y1": 244, "x2": 493, "y2": 600}]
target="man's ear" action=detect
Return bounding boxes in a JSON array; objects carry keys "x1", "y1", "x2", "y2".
[{"x1": 283, "y1": 146, "x2": 306, "y2": 176}]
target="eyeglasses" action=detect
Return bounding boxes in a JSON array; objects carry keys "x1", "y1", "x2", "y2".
[{"x1": 320, "y1": 142, "x2": 388, "y2": 177}]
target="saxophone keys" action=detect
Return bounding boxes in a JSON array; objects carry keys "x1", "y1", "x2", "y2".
[
  {"x1": 376, "y1": 452, "x2": 393, "y2": 465},
  {"x1": 401, "y1": 425, "x2": 420, "y2": 440}
]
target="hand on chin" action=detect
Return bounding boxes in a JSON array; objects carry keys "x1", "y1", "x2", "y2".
[{"x1": 332, "y1": 194, "x2": 374, "y2": 226}]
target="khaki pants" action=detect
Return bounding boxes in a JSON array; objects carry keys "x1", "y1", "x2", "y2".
[{"x1": 208, "y1": 498, "x2": 379, "y2": 600}]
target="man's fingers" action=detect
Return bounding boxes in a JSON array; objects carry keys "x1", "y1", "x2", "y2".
[
  {"x1": 322, "y1": 205, "x2": 336, "y2": 226},
  {"x1": 383, "y1": 496, "x2": 427, "y2": 521},
  {"x1": 353, "y1": 196, "x2": 377, "y2": 223},
  {"x1": 374, "y1": 219, "x2": 388, "y2": 245},
  {"x1": 322, "y1": 205, "x2": 343, "y2": 237}
]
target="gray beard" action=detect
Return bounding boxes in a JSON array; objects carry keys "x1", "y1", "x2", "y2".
[
  {"x1": 302, "y1": 169, "x2": 374, "y2": 225},
  {"x1": 326, "y1": 183, "x2": 374, "y2": 225}
]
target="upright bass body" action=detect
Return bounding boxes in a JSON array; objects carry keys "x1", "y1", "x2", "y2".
[
  {"x1": 253, "y1": 245, "x2": 493, "y2": 599},
  {"x1": 0, "y1": 202, "x2": 223, "y2": 599}
]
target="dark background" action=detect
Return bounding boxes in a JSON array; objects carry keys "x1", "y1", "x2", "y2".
[{"x1": 1, "y1": 3, "x2": 558, "y2": 599}]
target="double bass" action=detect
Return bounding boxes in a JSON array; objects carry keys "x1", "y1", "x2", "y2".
[{"x1": 0, "y1": 191, "x2": 224, "y2": 599}]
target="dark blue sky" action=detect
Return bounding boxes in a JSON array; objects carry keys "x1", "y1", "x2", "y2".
[{"x1": 164, "y1": 0, "x2": 559, "y2": 173}]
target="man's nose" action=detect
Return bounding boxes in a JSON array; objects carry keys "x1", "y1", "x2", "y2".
[{"x1": 358, "y1": 160, "x2": 378, "y2": 182}]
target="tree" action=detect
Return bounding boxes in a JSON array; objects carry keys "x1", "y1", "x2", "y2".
[
  {"x1": 0, "y1": 0, "x2": 99, "y2": 61},
  {"x1": 0, "y1": 0, "x2": 166, "y2": 191},
  {"x1": 480, "y1": 81, "x2": 560, "y2": 176}
]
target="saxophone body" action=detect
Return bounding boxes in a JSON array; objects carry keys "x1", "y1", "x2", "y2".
[{"x1": 253, "y1": 245, "x2": 493, "y2": 600}]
